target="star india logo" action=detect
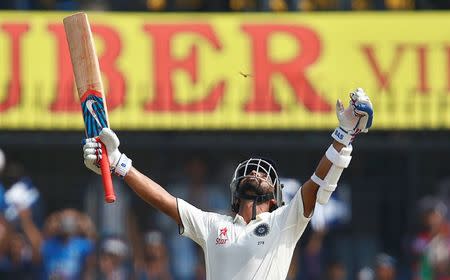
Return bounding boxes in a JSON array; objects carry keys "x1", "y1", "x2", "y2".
[{"x1": 216, "y1": 226, "x2": 228, "y2": 245}]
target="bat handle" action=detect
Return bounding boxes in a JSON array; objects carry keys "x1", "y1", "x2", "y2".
[{"x1": 99, "y1": 142, "x2": 116, "y2": 203}]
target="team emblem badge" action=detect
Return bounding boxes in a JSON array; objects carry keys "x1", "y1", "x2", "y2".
[{"x1": 254, "y1": 223, "x2": 270, "y2": 237}]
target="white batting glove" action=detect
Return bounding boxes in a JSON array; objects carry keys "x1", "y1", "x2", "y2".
[
  {"x1": 82, "y1": 128, "x2": 132, "y2": 177},
  {"x1": 332, "y1": 88, "x2": 373, "y2": 146}
]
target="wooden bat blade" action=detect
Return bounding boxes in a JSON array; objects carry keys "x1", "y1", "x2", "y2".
[
  {"x1": 64, "y1": 12, "x2": 116, "y2": 203},
  {"x1": 63, "y1": 13, "x2": 103, "y2": 98}
]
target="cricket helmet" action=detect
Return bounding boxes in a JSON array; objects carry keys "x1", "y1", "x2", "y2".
[{"x1": 230, "y1": 158, "x2": 284, "y2": 216}]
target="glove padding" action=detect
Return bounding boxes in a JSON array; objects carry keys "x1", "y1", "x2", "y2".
[
  {"x1": 82, "y1": 128, "x2": 131, "y2": 177},
  {"x1": 332, "y1": 88, "x2": 373, "y2": 146}
]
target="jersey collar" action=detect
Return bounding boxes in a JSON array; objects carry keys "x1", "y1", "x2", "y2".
[
  {"x1": 233, "y1": 214, "x2": 245, "y2": 224},
  {"x1": 233, "y1": 212, "x2": 270, "y2": 224}
]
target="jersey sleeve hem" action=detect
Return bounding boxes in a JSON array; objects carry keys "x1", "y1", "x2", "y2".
[
  {"x1": 176, "y1": 198, "x2": 185, "y2": 235},
  {"x1": 176, "y1": 198, "x2": 208, "y2": 246}
]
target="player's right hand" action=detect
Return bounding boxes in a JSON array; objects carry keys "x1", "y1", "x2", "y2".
[{"x1": 82, "y1": 128, "x2": 132, "y2": 177}]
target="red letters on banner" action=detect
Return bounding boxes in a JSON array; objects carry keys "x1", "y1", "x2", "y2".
[
  {"x1": 242, "y1": 25, "x2": 331, "y2": 112},
  {"x1": 415, "y1": 45, "x2": 429, "y2": 93},
  {"x1": 1, "y1": 20, "x2": 446, "y2": 116},
  {"x1": 0, "y1": 23, "x2": 29, "y2": 112},
  {"x1": 362, "y1": 44, "x2": 432, "y2": 94},
  {"x1": 143, "y1": 24, "x2": 225, "y2": 112},
  {"x1": 50, "y1": 24, "x2": 125, "y2": 112},
  {"x1": 361, "y1": 45, "x2": 406, "y2": 92},
  {"x1": 92, "y1": 25, "x2": 126, "y2": 109},
  {"x1": 48, "y1": 24, "x2": 79, "y2": 111}
]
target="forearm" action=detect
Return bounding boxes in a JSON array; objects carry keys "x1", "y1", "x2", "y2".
[
  {"x1": 19, "y1": 212, "x2": 43, "y2": 262},
  {"x1": 124, "y1": 167, "x2": 181, "y2": 224},
  {"x1": 0, "y1": 217, "x2": 10, "y2": 255},
  {"x1": 301, "y1": 141, "x2": 345, "y2": 217},
  {"x1": 83, "y1": 129, "x2": 181, "y2": 224}
]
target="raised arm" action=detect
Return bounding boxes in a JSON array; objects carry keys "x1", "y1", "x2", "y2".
[
  {"x1": 83, "y1": 129, "x2": 181, "y2": 225},
  {"x1": 301, "y1": 88, "x2": 373, "y2": 217},
  {"x1": 18, "y1": 209, "x2": 43, "y2": 264},
  {"x1": 124, "y1": 167, "x2": 180, "y2": 224},
  {"x1": 301, "y1": 141, "x2": 346, "y2": 217}
]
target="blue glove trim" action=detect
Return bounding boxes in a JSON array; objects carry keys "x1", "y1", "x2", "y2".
[{"x1": 355, "y1": 103, "x2": 373, "y2": 129}]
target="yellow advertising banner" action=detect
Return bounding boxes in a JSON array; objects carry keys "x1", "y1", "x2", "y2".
[{"x1": 0, "y1": 12, "x2": 449, "y2": 130}]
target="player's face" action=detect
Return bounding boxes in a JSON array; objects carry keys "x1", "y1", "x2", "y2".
[
  {"x1": 239, "y1": 170, "x2": 274, "y2": 194},
  {"x1": 238, "y1": 170, "x2": 276, "y2": 219}
]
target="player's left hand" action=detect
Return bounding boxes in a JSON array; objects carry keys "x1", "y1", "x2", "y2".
[{"x1": 332, "y1": 88, "x2": 373, "y2": 146}]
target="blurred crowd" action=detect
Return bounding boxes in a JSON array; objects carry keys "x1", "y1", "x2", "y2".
[
  {"x1": 0, "y1": 0, "x2": 450, "y2": 11},
  {"x1": 0, "y1": 147, "x2": 449, "y2": 280}
]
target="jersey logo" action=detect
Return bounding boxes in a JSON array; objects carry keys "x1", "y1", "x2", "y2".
[
  {"x1": 254, "y1": 223, "x2": 270, "y2": 237},
  {"x1": 216, "y1": 226, "x2": 228, "y2": 245}
]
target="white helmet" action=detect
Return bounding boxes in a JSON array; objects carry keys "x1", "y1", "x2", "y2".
[{"x1": 230, "y1": 158, "x2": 283, "y2": 216}]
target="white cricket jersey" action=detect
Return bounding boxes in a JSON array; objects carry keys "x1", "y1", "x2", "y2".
[{"x1": 177, "y1": 188, "x2": 311, "y2": 280}]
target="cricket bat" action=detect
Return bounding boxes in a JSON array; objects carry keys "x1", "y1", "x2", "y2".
[{"x1": 63, "y1": 12, "x2": 116, "y2": 203}]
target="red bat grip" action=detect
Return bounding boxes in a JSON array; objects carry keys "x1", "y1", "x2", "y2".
[{"x1": 99, "y1": 142, "x2": 116, "y2": 203}]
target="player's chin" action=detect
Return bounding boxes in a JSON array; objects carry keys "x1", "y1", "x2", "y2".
[{"x1": 240, "y1": 178, "x2": 273, "y2": 194}]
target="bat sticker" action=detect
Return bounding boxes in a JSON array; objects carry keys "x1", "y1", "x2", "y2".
[{"x1": 80, "y1": 89, "x2": 108, "y2": 137}]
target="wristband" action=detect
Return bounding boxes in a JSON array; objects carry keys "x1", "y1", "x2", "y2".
[
  {"x1": 332, "y1": 127, "x2": 353, "y2": 146},
  {"x1": 113, "y1": 154, "x2": 132, "y2": 178}
]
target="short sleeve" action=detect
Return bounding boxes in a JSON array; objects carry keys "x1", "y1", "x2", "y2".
[
  {"x1": 272, "y1": 187, "x2": 312, "y2": 239},
  {"x1": 177, "y1": 198, "x2": 211, "y2": 247}
]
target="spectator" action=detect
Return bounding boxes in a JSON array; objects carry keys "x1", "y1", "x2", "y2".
[
  {"x1": 2, "y1": 160, "x2": 42, "y2": 228},
  {"x1": 137, "y1": 231, "x2": 172, "y2": 280},
  {"x1": 358, "y1": 267, "x2": 375, "y2": 280},
  {"x1": 437, "y1": 177, "x2": 450, "y2": 221},
  {"x1": 20, "y1": 208, "x2": 96, "y2": 280},
  {"x1": 300, "y1": 230, "x2": 325, "y2": 280},
  {"x1": 0, "y1": 154, "x2": 42, "y2": 279},
  {"x1": 411, "y1": 196, "x2": 450, "y2": 280},
  {"x1": 374, "y1": 253, "x2": 396, "y2": 280},
  {"x1": 99, "y1": 237, "x2": 130, "y2": 280},
  {"x1": 325, "y1": 260, "x2": 347, "y2": 280},
  {"x1": 0, "y1": 212, "x2": 37, "y2": 280}
]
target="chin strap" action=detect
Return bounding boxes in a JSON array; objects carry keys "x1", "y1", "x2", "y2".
[{"x1": 237, "y1": 192, "x2": 274, "y2": 220}]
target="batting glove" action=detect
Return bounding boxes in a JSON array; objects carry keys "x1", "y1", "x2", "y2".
[
  {"x1": 82, "y1": 128, "x2": 132, "y2": 177},
  {"x1": 332, "y1": 88, "x2": 373, "y2": 146}
]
